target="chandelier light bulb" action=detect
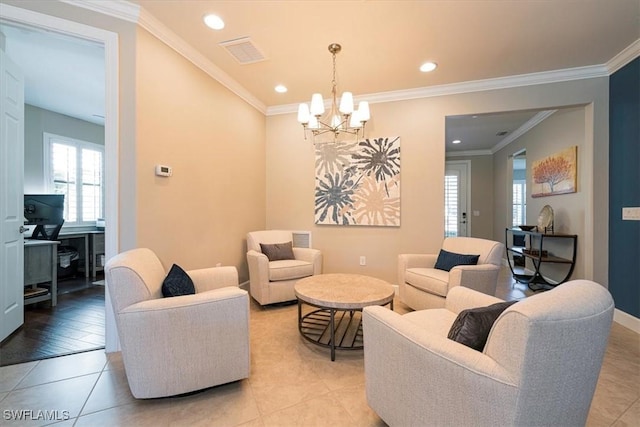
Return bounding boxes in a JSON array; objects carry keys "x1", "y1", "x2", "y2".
[
  {"x1": 357, "y1": 101, "x2": 370, "y2": 122},
  {"x1": 339, "y1": 92, "x2": 354, "y2": 114},
  {"x1": 310, "y1": 93, "x2": 325, "y2": 116},
  {"x1": 297, "y1": 104, "x2": 310, "y2": 124},
  {"x1": 349, "y1": 111, "x2": 362, "y2": 128},
  {"x1": 330, "y1": 114, "x2": 342, "y2": 129},
  {"x1": 308, "y1": 115, "x2": 319, "y2": 129}
]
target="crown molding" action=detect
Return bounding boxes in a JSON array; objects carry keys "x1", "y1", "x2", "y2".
[
  {"x1": 266, "y1": 65, "x2": 608, "y2": 116},
  {"x1": 44, "y1": 2, "x2": 639, "y2": 118},
  {"x1": 58, "y1": 0, "x2": 266, "y2": 113},
  {"x1": 491, "y1": 110, "x2": 557, "y2": 154},
  {"x1": 58, "y1": 0, "x2": 140, "y2": 23},
  {"x1": 446, "y1": 150, "x2": 493, "y2": 158},
  {"x1": 607, "y1": 38, "x2": 640, "y2": 74},
  {"x1": 137, "y1": 7, "x2": 266, "y2": 114}
]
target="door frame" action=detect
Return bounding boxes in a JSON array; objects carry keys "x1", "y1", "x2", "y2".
[
  {"x1": 0, "y1": 4, "x2": 120, "y2": 351},
  {"x1": 445, "y1": 160, "x2": 471, "y2": 237}
]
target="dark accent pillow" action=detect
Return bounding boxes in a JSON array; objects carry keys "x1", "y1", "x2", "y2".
[
  {"x1": 447, "y1": 301, "x2": 517, "y2": 351},
  {"x1": 260, "y1": 241, "x2": 295, "y2": 261},
  {"x1": 162, "y1": 264, "x2": 195, "y2": 297},
  {"x1": 434, "y1": 249, "x2": 480, "y2": 272}
]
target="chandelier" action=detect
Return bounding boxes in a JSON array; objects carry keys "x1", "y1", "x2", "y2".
[{"x1": 297, "y1": 43, "x2": 370, "y2": 142}]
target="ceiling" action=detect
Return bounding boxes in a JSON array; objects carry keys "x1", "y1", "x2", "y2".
[
  {"x1": 1, "y1": 0, "x2": 638, "y2": 149},
  {"x1": 0, "y1": 21, "x2": 105, "y2": 125}
]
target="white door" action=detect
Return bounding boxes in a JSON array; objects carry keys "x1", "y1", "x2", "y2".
[
  {"x1": 0, "y1": 50, "x2": 25, "y2": 341},
  {"x1": 445, "y1": 161, "x2": 470, "y2": 237}
]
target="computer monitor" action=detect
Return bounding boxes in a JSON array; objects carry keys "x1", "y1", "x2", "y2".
[{"x1": 24, "y1": 194, "x2": 65, "y2": 240}]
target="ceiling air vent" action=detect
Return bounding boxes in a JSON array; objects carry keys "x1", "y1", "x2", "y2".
[{"x1": 219, "y1": 37, "x2": 266, "y2": 64}]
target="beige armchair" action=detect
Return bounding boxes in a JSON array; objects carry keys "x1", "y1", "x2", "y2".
[
  {"x1": 246, "y1": 230, "x2": 322, "y2": 305},
  {"x1": 398, "y1": 236, "x2": 504, "y2": 310},
  {"x1": 363, "y1": 280, "x2": 614, "y2": 426},
  {"x1": 105, "y1": 248, "x2": 250, "y2": 399}
]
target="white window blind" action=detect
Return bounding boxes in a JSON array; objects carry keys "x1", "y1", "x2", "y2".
[
  {"x1": 512, "y1": 180, "x2": 526, "y2": 227},
  {"x1": 44, "y1": 133, "x2": 104, "y2": 226},
  {"x1": 444, "y1": 174, "x2": 458, "y2": 237}
]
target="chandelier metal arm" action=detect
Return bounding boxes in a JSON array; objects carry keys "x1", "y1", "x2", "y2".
[{"x1": 297, "y1": 43, "x2": 370, "y2": 144}]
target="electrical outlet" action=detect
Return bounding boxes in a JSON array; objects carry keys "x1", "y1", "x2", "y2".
[{"x1": 359, "y1": 256, "x2": 366, "y2": 266}]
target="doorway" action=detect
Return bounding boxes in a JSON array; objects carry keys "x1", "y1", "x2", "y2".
[
  {"x1": 0, "y1": 5, "x2": 119, "y2": 364},
  {"x1": 444, "y1": 161, "x2": 470, "y2": 237},
  {"x1": 512, "y1": 151, "x2": 527, "y2": 227}
]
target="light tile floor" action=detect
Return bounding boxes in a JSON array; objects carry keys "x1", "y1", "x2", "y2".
[{"x1": 1, "y1": 268, "x2": 638, "y2": 426}]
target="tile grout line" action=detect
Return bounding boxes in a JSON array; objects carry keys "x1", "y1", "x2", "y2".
[
  {"x1": 73, "y1": 358, "x2": 109, "y2": 424},
  {"x1": 12, "y1": 359, "x2": 41, "y2": 391}
]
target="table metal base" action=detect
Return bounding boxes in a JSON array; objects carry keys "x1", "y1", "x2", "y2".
[{"x1": 297, "y1": 299, "x2": 393, "y2": 361}]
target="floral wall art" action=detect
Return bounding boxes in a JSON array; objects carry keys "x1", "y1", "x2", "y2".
[
  {"x1": 531, "y1": 146, "x2": 577, "y2": 198},
  {"x1": 314, "y1": 137, "x2": 400, "y2": 226}
]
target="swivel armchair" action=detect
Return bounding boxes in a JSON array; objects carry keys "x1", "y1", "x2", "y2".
[
  {"x1": 363, "y1": 280, "x2": 614, "y2": 426},
  {"x1": 105, "y1": 248, "x2": 250, "y2": 398}
]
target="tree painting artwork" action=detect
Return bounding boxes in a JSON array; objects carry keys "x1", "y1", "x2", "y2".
[
  {"x1": 315, "y1": 137, "x2": 400, "y2": 226},
  {"x1": 531, "y1": 146, "x2": 577, "y2": 198}
]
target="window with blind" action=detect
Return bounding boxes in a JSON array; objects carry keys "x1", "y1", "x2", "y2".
[
  {"x1": 512, "y1": 180, "x2": 526, "y2": 227},
  {"x1": 44, "y1": 133, "x2": 104, "y2": 226},
  {"x1": 444, "y1": 174, "x2": 459, "y2": 237}
]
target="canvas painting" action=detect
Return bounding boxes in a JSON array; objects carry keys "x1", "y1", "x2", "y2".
[
  {"x1": 531, "y1": 146, "x2": 577, "y2": 198},
  {"x1": 315, "y1": 137, "x2": 400, "y2": 226}
]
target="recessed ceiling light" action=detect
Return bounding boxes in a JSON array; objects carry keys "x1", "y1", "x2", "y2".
[
  {"x1": 419, "y1": 62, "x2": 437, "y2": 73},
  {"x1": 275, "y1": 85, "x2": 287, "y2": 93},
  {"x1": 203, "y1": 14, "x2": 225, "y2": 30},
  {"x1": 452, "y1": 139, "x2": 461, "y2": 144}
]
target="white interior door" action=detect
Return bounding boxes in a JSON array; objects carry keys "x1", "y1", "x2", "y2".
[
  {"x1": 445, "y1": 161, "x2": 470, "y2": 237},
  {"x1": 0, "y1": 50, "x2": 25, "y2": 342}
]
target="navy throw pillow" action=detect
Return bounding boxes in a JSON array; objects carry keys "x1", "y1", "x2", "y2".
[
  {"x1": 162, "y1": 264, "x2": 195, "y2": 297},
  {"x1": 447, "y1": 301, "x2": 516, "y2": 351},
  {"x1": 434, "y1": 249, "x2": 480, "y2": 272}
]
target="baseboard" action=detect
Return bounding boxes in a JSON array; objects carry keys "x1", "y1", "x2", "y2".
[
  {"x1": 614, "y1": 309, "x2": 640, "y2": 334},
  {"x1": 392, "y1": 284, "x2": 399, "y2": 296},
  {"x1": 239, "y1": 280, "x2": 249, "y2": 291}
]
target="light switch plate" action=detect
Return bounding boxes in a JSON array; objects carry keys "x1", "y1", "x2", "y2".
[{"x1": 622, "y1": 207, "x2": 640, "y2": 221}]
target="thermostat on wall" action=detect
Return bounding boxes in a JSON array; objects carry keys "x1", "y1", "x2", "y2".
[{"x1": 155, "y1": 165, "x2": 173, "y2": 177}]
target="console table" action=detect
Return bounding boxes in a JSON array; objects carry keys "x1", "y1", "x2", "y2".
[{"x1": 505, "y1": 228, "x2": 577, "y2": 291}]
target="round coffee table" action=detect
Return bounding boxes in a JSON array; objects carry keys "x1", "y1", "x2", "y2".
[{"x1": 294, "y1": 273, "x2": 395, "y2": 361}]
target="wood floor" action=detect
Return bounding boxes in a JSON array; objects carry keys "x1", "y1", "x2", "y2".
[{"x1": 0, "y1": 275, "x2": 105, "y2": 367}]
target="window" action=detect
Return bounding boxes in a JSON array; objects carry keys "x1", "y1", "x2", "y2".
[
  {"x1": 512, "y1": 180, "x2": 526, "y2": 227},
  {"x1": 44, "y1": 133, "x2": 104, "y2": 226},
  {"x1": 444, "y1": 174, "x2": 459, "y2": 237}
]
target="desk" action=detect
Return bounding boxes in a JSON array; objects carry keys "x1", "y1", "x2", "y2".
[
  {"x1": 58, "y1": 230, "x2": 105, "y2": 280},
  {"x1": 24, "y1": 240, "x2": 60, "y2": 306}
]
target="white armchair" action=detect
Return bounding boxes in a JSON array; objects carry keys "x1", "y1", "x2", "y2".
[
  {"x1": 246, "y1": 230, "x2": 322, "y2": 305},
  {"x1": 398, "y1": 236, "x2": 504, "y2": 310},
  {"x1": 105, "y1": 248, "x2": 250, "y2": 399},
  {"x1": 363, "y1": 280, "x2": 614, "y2": 426}
]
